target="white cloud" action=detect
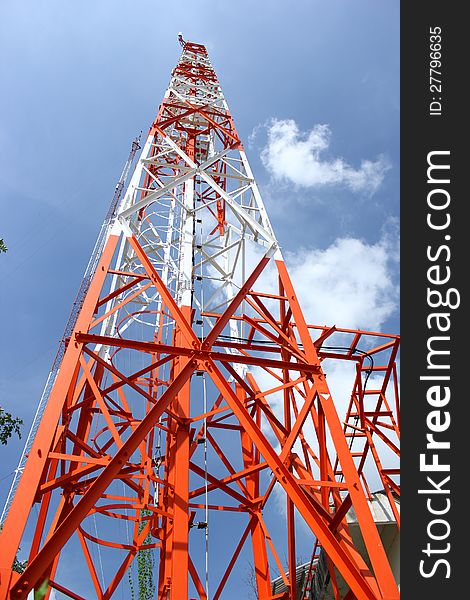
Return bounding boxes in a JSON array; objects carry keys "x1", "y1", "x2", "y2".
[
  {"x1": 240, "y1": 225, "x2": 398, "y2": 332},
  {"x1": 284, "y1": 235, "x2": 398, "y2": 331},
  {"x1": 260, "y1": 119, "x2": 390, "y2": 195}
]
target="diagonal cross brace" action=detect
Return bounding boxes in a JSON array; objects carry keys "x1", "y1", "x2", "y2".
[{"x1": 10, "y1": 359, "x2": 196, "y2": 599}]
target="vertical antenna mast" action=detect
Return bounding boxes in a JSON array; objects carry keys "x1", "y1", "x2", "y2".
[{"x1": 0, "y1": 40, "x2": 400, "y2": 600}]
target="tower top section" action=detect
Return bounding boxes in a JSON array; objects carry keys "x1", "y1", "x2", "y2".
[{"x1": 114, "y1": 34, "x2": 279, "y2": 310}]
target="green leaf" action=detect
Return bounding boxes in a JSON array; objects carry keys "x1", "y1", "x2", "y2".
[{"x1": 34, "y1": 579, "x2": 49, "y2": 600}]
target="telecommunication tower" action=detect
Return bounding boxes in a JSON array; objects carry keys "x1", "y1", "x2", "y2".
[{"x1": 0, "y1": 39, "x2": 400, "y2": 600}]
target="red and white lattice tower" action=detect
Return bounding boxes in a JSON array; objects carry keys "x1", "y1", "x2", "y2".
[{"x1": 0, "y1": 40, "x2": 400, "y2": 600}]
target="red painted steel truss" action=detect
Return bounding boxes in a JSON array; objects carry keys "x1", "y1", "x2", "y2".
[{"x1": 0, "y1": 41, "x2": 400, "y2": 600}]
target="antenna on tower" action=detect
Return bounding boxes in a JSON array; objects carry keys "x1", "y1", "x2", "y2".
[{"x1": 178, "y1": 31, "x2": 185, "y2": 47}]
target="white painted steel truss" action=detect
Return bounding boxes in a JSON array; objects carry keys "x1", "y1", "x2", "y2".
[{"x1": 99, "y1": 42, "x2": 280, "y2": 357}]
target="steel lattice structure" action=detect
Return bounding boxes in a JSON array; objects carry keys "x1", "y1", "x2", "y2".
[{"x1": 0, "y1": 40, "x2": 400, "y2": 600}]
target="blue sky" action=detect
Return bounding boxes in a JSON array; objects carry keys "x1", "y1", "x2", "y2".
[{"x1": 0, "y1": 1, "x2": 399, "y2": 597}]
